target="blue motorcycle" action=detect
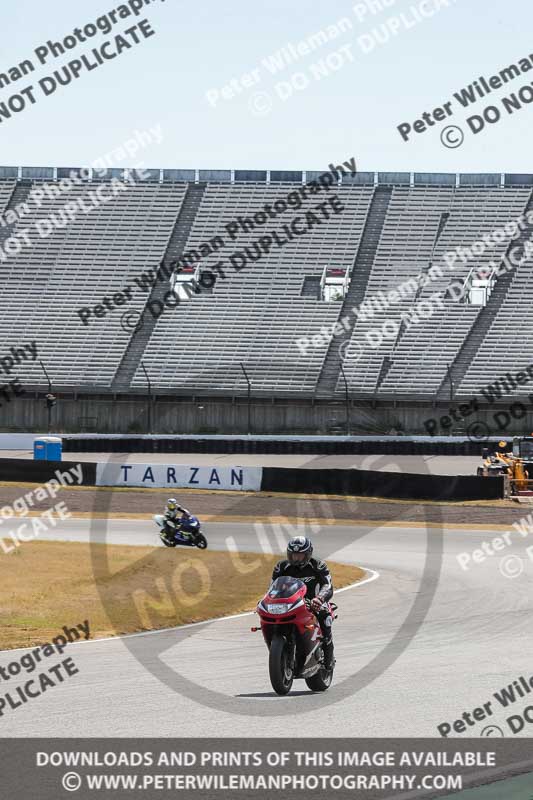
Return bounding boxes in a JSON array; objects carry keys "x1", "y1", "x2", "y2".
[{"x1": 154, "y1": 514, "x2": 208, "y2": 549}]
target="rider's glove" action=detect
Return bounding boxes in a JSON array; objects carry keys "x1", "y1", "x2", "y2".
[{"x1": 310, "y1": 597, "x2": 322, "y2": 613}]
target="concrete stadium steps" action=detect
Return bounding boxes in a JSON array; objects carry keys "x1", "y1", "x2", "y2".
[
  {"x1": 435, "y1": 268, "x2": 515, "y2": 400},
  {"x1": 111, "y1": 184, "x2": 206, "y2": 392},
  {"x1": 375, "y1": 210, "x2": 452, "y2": 393},
  {"x1": 163, "y1": 183, "x2": 206, "y2": 266},
  {"x1": 315, "y1": 186, "x2": 392, "y2": 398},
  {"x1": 340, "y1": 185, "x2": 457, "y2": 395},
  {"x1": 0, "y1": 181, "x2": 28, "y2": 242},
  {"x1": 300, "y1": 276, "x2": 321, "y2": 297}
]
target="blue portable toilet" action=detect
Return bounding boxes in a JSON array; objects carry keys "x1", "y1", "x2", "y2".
[{"x1": 34, "y1": 436, "x2": 62, "y2": 461}]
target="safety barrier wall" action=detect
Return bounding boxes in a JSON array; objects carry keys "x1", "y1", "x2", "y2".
[
  {"x1": 0, "y1": 458, "x2": 96, "y2": 484},
  {"x1": 5, "y1": 397, "x2": 533, "y2": 435},
  {"x1": 261, "y1": 467, "x2": 504, "y2": 501},
  {"x1": 61, "y1": 435, "x2": 502, "y2": 456},
  {"x1": 0, "y1": 457, "x2": 504, "y2": 500}
]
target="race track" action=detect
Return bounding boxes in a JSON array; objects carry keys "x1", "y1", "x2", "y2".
[{"x1": 1, "y1": 517, "x2": 532, "y2": 738}]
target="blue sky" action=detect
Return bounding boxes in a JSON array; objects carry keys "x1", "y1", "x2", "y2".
[{"x1": 1, "y1": 0, "x2": 531, "y2": 173}]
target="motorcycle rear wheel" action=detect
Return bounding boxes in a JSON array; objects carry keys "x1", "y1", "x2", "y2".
[{"x1": 269, "y1": 635, "x2": 294, "y2": 695}]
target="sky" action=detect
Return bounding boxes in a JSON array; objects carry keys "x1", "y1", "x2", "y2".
[{"x1": 0, "y1": 0, "x2": 531, "y2": 174}]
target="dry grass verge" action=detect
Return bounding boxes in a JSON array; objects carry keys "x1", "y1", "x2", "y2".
[{"x1": 0, "y1": 541, "x2": 364, "y2": 650}]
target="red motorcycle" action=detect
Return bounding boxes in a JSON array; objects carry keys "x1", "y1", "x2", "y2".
[{"x1": 252, "y1": 576, "x2": 336, "y2": 695}]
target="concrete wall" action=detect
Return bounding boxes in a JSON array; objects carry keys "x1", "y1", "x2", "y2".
[{"x1": 4, "y1": 396, "x2": 533, "y2": 436}]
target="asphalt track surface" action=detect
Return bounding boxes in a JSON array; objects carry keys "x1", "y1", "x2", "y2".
[
  {"x1": 2, "y1": 450, "x2": 480, "y2": 474},
  {"x1": 1, "y1": 517, "x2": 532, "y2": 741}
]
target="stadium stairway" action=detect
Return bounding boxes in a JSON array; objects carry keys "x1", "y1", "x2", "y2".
[
  {"x1": 300, "y1": 275, "x2": 321, "y2": 298},
  {"x1": 111, "y1": 183, "x2": 206, "y2": 391},
  {"x1": 314, "y1": 185, "x2": 392, "y2": 397},
  {"x1": 0, "y1": 182, "x2": 32, "y2": 247},
  {"x1": 435, "y1": 189, "x2": 533, "y2": 400},
  {"x1": 376, "y1": 209, "x2": 452, "y2": 392}
]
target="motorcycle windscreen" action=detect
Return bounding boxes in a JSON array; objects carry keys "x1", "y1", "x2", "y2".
[{"x1": 268, "y1": 576, "x2": 305, "y2": 598}]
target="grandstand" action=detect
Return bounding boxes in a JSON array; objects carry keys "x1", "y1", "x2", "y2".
[{"x1": 2, "y1": 166, "x2": 533, "y2": 433}]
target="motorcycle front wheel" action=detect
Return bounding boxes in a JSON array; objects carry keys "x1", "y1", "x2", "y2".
[
  {"x1": 269, "y1": 634, "x2": 294, "y2": 695},
  {"x1": 305, "y1": 667, "x2": 333, "y2": 692},
  {"x1": 195, "y1": 533, "x2": 208, "y2": 549}
]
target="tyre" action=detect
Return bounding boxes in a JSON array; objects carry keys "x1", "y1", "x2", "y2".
[
  {"x1": 269, "y1": 634, "x2": 294, "y2": 695},
  {"x1": 305, "y1": 667, "x2": 333, "y2": 692},
  {"x1": 160, "y1": 535, "x2": 176, "y2": 548},
  {"x1": 195, "y1": 534, "x2": 208, "y2": 549}
]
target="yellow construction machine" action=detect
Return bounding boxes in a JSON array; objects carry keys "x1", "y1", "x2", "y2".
[{"x1": 478, "y1": 437, "x2": 533, "y2": 496}]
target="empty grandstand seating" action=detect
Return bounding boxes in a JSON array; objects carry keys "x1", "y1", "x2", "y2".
[
  {"x1": 132, "y1": 182, "x2": 374, "y2": 394},
  {"x1": 2, "y1": 168, "x2": 533, "y2": 401},
  {"x1": 458, "y1": 191, "x2": 533, "y2": 396},
  {"x1": 0, "y1": 180, "x2": 186, "y2": 388},
  {"x1": 340, "y1": 185, "x2": 532, "y2": 397}
]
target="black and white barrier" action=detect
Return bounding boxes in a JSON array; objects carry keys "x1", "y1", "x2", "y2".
[{"x1": 0, "y1": 457, "x2": 504, "y2": 500}]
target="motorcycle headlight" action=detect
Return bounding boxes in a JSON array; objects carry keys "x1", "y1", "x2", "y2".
[{"x1": 267, "y1": 604, "x2": 290, "y2": 614}]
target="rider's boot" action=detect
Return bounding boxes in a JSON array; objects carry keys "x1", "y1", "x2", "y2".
[
  {"x1": 322, "y1": 637, "x2": 335, "y2": 670},
  {"x1": 161, "y1": 527, "x2": 175, "y2": 545}
]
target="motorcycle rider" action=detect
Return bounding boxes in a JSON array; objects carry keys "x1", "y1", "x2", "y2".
[
  {"x1": 271, "y1": 536, "x2": 335, "y2": 669},
  {"x1": 162, "y1": 498, "x2": 194, "y2": 544}
]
